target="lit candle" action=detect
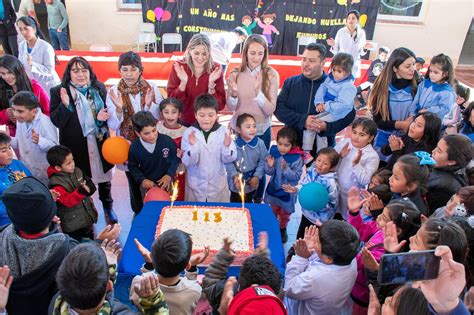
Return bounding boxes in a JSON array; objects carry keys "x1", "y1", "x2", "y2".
[{"x1": 170, "y1": 180, "x2": 179, "y2": 210}]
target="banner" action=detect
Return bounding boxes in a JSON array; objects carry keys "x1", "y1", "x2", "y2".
[{"x1": 141, "y1": 0, "x2": 380, "y2": 56}]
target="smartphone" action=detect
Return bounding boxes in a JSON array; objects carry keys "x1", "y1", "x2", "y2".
[{"x1": 378, "y1": 250, "x2": 440, "y2": 285}]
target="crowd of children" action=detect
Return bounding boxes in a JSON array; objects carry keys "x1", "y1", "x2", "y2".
[{"x1": 0, "y1": 35, "x2": 473, "y2": 315}]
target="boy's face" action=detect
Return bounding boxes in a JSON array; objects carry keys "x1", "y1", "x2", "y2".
[
  {"x1": 12, "y1": 105, "x2": 37, "y2": 123},
  {"x1": 195, "y1": 107, "x2": 218, "y2": 131},
  {"x1": 136, "y1": 125, "x2": 158, "y2": 144},
  {"x1": 237, "y1": 118, "x2": 256, "y2": 141},
  {"x1": 379, "y1": 52, "x2": 388, "y2": 62},
  {"x1": 0, "y1": 143, "x2": 13, "y2": 166},
  {"x1": 314, "y1": 153, "x2": 333, "y2": 175},
  {"x1": 57, "y1": 153, "x2": 75, "y2": 174}
]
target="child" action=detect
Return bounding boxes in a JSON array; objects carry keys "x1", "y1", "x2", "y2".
[
  {"x1": 54, "y1": 241, "x2": 169, "y2": 314},
  {"x1": 368, "y1": 46, "x2": 390, "y2": 83},
  {"x1": 225, "y1": 113, "x2": 267, "y2": 203},
  {"x1": 284, "y1": 147, "x2": 339, "y2": 239},
  {"x1": 432, "y1": 185, "x2": 474, "y2": 219},
  {"x1": 443, "y1": 83, "x2": 470, "y2": 130},
  {"x1": 459, "y1": 101, "x2": 474, "y2": 141},
  {"x1": 284, "y1": 221, "x2": 360, "y2": 314},
  {"x1": 255, "y1": 14, "x2": 279, "y2": 48},
  {"x1": 156, "y1": 98, "x2": 188, "y2": 201},
  {"x1": 10, "y1": 91, "x2": 58, "y2": 185},
  {"x1": 412, "y1": 53, "x2": 456, "y2": 120},
  {"x1": 131, "y1": 229, "x2": 202, "y2": 314},
  {"x1": 128, "y1": 111, "x2": 179, "y2": 201},
  {"x1": 264, "y1": 126, "x2": 304, "y2": 243},
  {"x1": 381, "y1": 111, "x2": 441, "y2": 169},
  {"x1": 368, "y1": 168, "x2": 392, "y2": 189},
  {"x1": 46, "y1": 145, "x2": 98, "y2": 242},
  {"x1": 181, "y1": 94, "x2": 237, "y2": 202},
  {"x1": 415, "y1": 57, "x2": 425, "y2": 81},
  {"x1": 335, "y1": 117, "x2": 379, "y2": 218},
  {"x1": 303, "y1": 52, "x2": 357, "y2": 152},
  {"x1": 0, "y1": 132, "x2": 31, "y2": 226},
  {"x1": 390, "y1": 154, "x2": 430, "y2": 215}
]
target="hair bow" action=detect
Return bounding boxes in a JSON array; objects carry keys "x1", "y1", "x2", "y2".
[{"x1": 414, "y1": 151, "x2": 436, "y2": 166}]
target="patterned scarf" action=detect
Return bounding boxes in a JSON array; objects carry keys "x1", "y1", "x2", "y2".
[{"x1": 117, "y1": 78, "x2": 151, "y2": 142}]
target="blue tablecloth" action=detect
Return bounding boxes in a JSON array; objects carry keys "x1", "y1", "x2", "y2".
[{"x1": 118, "y1": 201, "x2": 286, "y2": 277}]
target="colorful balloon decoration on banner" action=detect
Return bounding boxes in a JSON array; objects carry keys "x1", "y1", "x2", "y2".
[
  {"x1": 146, "y1": 6, "x2": 172, "y2": 23},
  {"x1": 359, "y1": 14, "x2": 368, "y2": 28},
  {"x1": 146, "y1": 10, "x2": 156, "y2": 22},
  {"x1": 102, "y1": 136, "x2": 130, "y2": 165},
  {"x1": 298, "y1": 182, "x2": 329, "y2": 213},
  {"x1": 337, "y1": 0, "x2": 348, "y2": 6}
]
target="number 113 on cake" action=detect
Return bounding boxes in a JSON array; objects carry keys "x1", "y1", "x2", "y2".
[{"x1": 192, "y1": 207, "x2": 222, "y2": 223}]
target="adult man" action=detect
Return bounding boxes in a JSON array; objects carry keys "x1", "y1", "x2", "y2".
[
  {"x1": 45, "y1": 0, "x2": 69, "y2": 50},
  {"x1": 274, "y1": 43, "x2": 355, "y2": 160},
  {"x1": 17, "y1": 0, "x2": 41, "y2": 23}
]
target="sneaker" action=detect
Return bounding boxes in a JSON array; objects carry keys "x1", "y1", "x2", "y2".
[
  {"x1": 280, "y1": 228, "x2": 288, "y2": 243},
  {"x1": 104, "y1": 208, "x2": 118, "y2": 225},
  {"x1": 303, "y1": 152, "x2": 313, "y2": 166}
]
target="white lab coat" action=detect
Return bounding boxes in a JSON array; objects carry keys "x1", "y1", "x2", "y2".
[
  {"x1": 331, "y1": 27, "x2": 367, "y2": 77},
  {"x1": 181, "y1": 125, "x2": 237, "y2": 202},
  {"x1": 11, "y1": 109, "x2": 59, "y2": 185},
  {"x1": 18, "y1": 38, "x2": 61, "y2": 96}
]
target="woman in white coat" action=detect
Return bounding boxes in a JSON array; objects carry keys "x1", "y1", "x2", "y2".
[
  {"x1": 16, "y1": 16, "x2": 60, "y2": 96},
  {"x1": 327, "y1": 10, "x2": 372, "y2": 78}
]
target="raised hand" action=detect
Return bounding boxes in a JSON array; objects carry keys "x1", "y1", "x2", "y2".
[
  {"x1": 0, "y1": 266, "x2": 13, "y2": 310},
  {"x1": 388, "y1": 135, "x2": 403, "y2": 151},
  {"x1": 326, "y1": 38, "x2": 335, "y2": 47},
  {"x1": 352, "y1": 149, "x2": 363, "y2": 166},
  {"x1": 347, "y1": 187, "x2": 368, "y2": 213},
  {"x1": 294, "y1": 239, "x2": 311, "y2": 258},
  {"x1": 361, "y1": 247, "x2": 380, "y2": 270},
  {"x1": 101, "y1": 238, "x2": 122, "y2": 266},
  {"x1": 254, "y1": 231, "x2": 268, "y2": 255},
  {"x1": 227, "y1": 75, "x2": 238, "y2": 98},
  {"x1": 173, "y1": 62, "x2": 188, "y2": 84},
  {"x1": 189, "y1": 246, "x2": 210, "y2": 267},
  {"x1": 340, "y1": 142, "x2": 350, "y2": 159},
  {"x1": 188, "y1": 130, "x2": 197, "y2": 145},
  {"x1": 222, "y1": 237, "x2": 234, "y2": 254},
  {"x1": 133, "y1": 272, "x2": 161, "y2": 299},
  {"x1": 303, "y1": 225, "x2": 318, "y2": 251},
  {"x1": 96, "y1": 108, "x2": 110, "y2": 121},
  {"x1": 224, "y1": 131, "x2": 232, "y2": 147},
  {"x1": 60, "y1": 87, "x2": 70, "y2": 107},
  {"x1": 218, "y1": 277, "x2": 237, "y2": 315},
  {"x1": 144, "y1": 88, "x2": 155, "y2": 108},
  {"x1": 109, "y1": 89, "x2": 123, "y2": 111},
  {"x1": 134, "y1": 238, "x2": 153, "y2": 264},
  {"x1": 31, "y1": 128, "x2": 39, "y2": 144},
  {"x1": 367, "y1": 284, "x2": 381, "y2": 315},
  {"x1": 383, "y1": 221, "x2": 406, "y2": 253},
  {"x1": 209, "y1": 65, "x2": 222, "y2": 84}
]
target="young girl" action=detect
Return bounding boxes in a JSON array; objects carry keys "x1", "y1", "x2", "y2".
[
  {"x1": 412, "y1": 53, "x2": 456, "y2": 120},
  {"x1": 283, "y1": 147, "x2": 340, "y2": 239},
  {"x1": 458, "y1": 101, "x2": 474, "y2": 141},
  {"x1": 443, "y1": 83, "x2": 470, "y2": 130},
  {"x1": 264, "y1": 126, "x2": 303, "y2": 243},
  {"x1": 432, "y1": 185, "x2": 474, "y2": 219},
  {"x1": 347, "y1": 193, "x2": 421, "y2": 314},
  {"x1": 256, "y1": 14, "x2": 279, "y2": 48},
  {"x1": 381, "y1": 111, "x2": 441, "y2": 169},
  {"x1": 335, "y1": 117, "x2": 379, "y2": 217},
  {"x1": 156, "y1": 98, "x2": 188, "y2": 201},
  {"x1": 225, "y1": 113, "x2": 267, "y2": 203},
  {"x1": 303, "y1": 52, "x2": 357, "y2": 151}
]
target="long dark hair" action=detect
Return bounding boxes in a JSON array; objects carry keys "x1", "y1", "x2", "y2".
[
  {"x1": 0, "y1": 55, "x2": 33, "y2": 110},
  {"x1": 411, "y1": 112, "x2": 441, "y2": 150},
  {"x1": 17, "y1": 16, "x2": 46, "y2": 40},
  {"x1": 61, "y1": 56, "x2": 102, "y2": 91}
]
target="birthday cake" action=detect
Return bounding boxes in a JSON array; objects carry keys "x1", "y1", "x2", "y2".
[{"x1": 155, "y1": 206, "x2": 254, "y2": 266}]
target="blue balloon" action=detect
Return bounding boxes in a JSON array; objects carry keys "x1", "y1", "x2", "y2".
[{"x1": 298, "y1": 182, "x2": 329, "y2": 212}]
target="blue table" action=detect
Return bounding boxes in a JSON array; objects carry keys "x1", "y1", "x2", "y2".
[{"x1": 118, "y1": 201, "x2": 286, "y2": 277}]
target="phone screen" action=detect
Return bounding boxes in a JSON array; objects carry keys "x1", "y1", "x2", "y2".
[{"x1": 378, "y1": 250, "x2": 440, "y2": 285}]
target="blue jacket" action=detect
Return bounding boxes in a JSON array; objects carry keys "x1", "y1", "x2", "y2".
[
  {"x1": 274, "y1": 73, "x2": 355, "y2": 148},
  {"x1": 0, "y1": 160, "x2": 31, "y2": 226},
  {"x1": 225, "y1": 136, "x2": 268, "y2": 193},
  {"x1": 314, "y1": 73, "x2": 357, "y2": 121},
  {"x1": 412, "y1": 79, "x2": 455, "y2": 119}
]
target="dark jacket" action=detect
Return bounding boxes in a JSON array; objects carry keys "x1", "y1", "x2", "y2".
[
  {"x1": 381, "y1": 134, "x2": 435, "y2": 170},
  {"x1": 427, "y1": 166, "x2": 468, "y2": 214},
  {"x1": 0, "y1": 0, "x2": 17, "y2": 36},
  {"x1": 47, "y1": 166, "x2": 98, "y2": 233},
  {"x1": 50, "y1": 83, "x2": 113, "y2": 178},
  {"x1": 274, "y1": 73, "x2": 355, "y2": 148}
]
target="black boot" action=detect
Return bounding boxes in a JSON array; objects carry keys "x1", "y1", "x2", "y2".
[
  {"x1": 280, "y1": 228, "x2": 288, "y2": 243},
  {"x1": 104, "y1": 208, "x2": 118, "y2": 225}
]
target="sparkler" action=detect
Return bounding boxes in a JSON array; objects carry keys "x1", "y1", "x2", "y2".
[
  {"x1": 238, "y1": 173, "x2": 245, "y2": 211},
  {"x1": 170, "y1": 180, "x2": 179, "y2": 210}
]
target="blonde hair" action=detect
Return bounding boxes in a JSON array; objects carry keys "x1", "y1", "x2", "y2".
[{"x1": 185, "y1": 34, "x2": 214, "y2": 75}]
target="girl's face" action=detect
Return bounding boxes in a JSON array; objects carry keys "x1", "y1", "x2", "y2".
[
  {"x1": 70, "y1": 62, "x2": 91, "y2": 86},
  {"x1": 428, "y1": 64, "x2": 446, "y2": 84},
  {"x1": 455, "y1": 94, "x2": 465, "y2": 106},
  {"x1": 237, "y1": 118, "x2": 257, "y2": 141},
  {"x1": 0, "y1": 67, "x2": 16, "y2": 87},
  {"x1": 368, "y1": 175, "x2": 383, "y2": 189},
  {"x1": 314, "y1": 153, "x2": 333, "y2": 175},
  {"x1": 120, "y1": 65, "x2": 141, "y2": 87},
  {"x1": 17, "y1": 21, "x2": 36, "y2": 41},
  {"x1": 276, "y1": 137, "x2": 293, "y2": 155},
  {"x1": 432, "y1": 139, "x2": 455, "y2": 168},
  {"x1": 346, "y1": 13, "x2": 359, "y2": 30},
  {"x1": 408, "y1": 115, "x2": 425, "y2": 141},
  {"x1": 390, "y1": 162, "x2": 411, "y2": 195},
  {"x1": 350, "y1": 125, "x2": 374, "y2": 149},
  {"x1": 445, "y1": 193, "x2": 462, "y2": 215},
  {"x1": 376, "y1": 207, "x2": 391, "y2": 229},
  {"x1": 247, "y1": 42, "x2": 265, "y2": 70},
  {"x1": 190, "y1": 45, "x2": 209, "y2": 69},
  {"x1": 161, "y1": 104, "x2": 181, "y2": 128},
  {"x1": 263, "y1": 17, "x2": 273, "y2": 25},
  {"x1": 409, "y1": 224, "x2": 429, "y2": 251},
  {"x1": 393, "y1": 57, "x2": 416, "y2": 80},
  {"x1": 331, "y1": 66, "x2": 349, "y2": 82}
]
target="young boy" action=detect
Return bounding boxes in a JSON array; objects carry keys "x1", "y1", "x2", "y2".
[
  {"x1": 10, "y1": 91, "x2": 58, "y2": 185},
  {"x1": 181, "y1": 94, "x2": 237, "y2": 202},
  {"x1": 128, "y1": 111, "x2": 179, "y2": 207},
  {"x1": 0, "y1": 132, "x2": 31, "y2": 226},
  {"x1": 53, "y1": 241, "x2": 169, "y2": 314},
  {"x1": 46, "y1": 145, "x2": 98, "y2": 242},
  {"x1": 367, "y1": 46, "x2": 389, "y2": 83},
  {"x1": 131, "y1": 229, "x2": 202, "y2": 314}
]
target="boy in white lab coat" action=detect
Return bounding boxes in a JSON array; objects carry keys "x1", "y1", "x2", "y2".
[
  {"x1": 11, "y1": 91, "x2": 58, "y2": 185},
  {"x1": 181, "y1": 94, "x2": 237, "y2": 202}
]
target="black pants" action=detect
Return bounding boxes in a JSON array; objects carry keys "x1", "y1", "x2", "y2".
[
  {"x1": 125, "y1": 171, "x2": 143, "y2": 214},
  {"x1": 230, "y1": 191, "x2": 256, "y2": 203},
  {"x1": 296, "y1": 215, "x2": 315, "y2": 240},
  {"x1": 0, "y1": 34, "x2": 18, "y2": 57},
  {"x1": 98, "y1": 181, "x2": 113, "y2": 210},
  {"x1": 66, "y1": 226, "x2": 94, "y2": 243}
]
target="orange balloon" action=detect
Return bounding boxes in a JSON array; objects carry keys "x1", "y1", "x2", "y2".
[
  {"x1": 144, "y1": 187, "x2": 171, "y2": 203},
  {"x1": 102, "y1": 136, "x2": 130, "y2": 164}
]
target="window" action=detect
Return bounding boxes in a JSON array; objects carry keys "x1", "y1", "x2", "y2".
[
  {"x1": 117, "y1": 0, "x2": 142, "y2": 10},
  {"x1": 378, "y1": 0, "x2": 427, "y2": 22}
]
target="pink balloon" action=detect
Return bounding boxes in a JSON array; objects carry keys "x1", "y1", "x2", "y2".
[
  {"x1": 154, "y1": 7, "x2": 164, "y2": 20},
  {"x1": 162, "y1": 10, "x2": 172, "y2": 22}
]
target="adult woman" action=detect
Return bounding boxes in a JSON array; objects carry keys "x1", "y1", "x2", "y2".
[
  {"x1": 369, "y1": 47, "x2": 418, "y2": 162},
  {"x1": 0, "y1": 0, "x2": 18, "y2": 57},
  {"x1": 327, "y1": 10, "x2": 372, "y2": 77},
  {"x1": 16, "y1": 16, "x2": 60, "y2": 96},
  {"x1": 167, "y1": 33, "x2": 225, "y2": 125},
  {"x1": 227, "y1": 34, "x2": 279, "y2": 202},
  {"x1": 0, "y1": 55, "x2": 50, "y2": 137},
  {"x1": 50, "y1": 56, "x2": 117, "y2": 224},
  {"x1": 107, "y1": 51, "x2": 163, "y2": 214}
]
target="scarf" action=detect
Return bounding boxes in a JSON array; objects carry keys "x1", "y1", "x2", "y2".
[
  {"x1": 70, "y1": 83, "x2": 107, "y2": 139},
  {"x1": 117, "y1": 78, "x2": 151, "y2": 142}
]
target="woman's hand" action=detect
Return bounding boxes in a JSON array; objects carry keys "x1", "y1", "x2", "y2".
[
  {"x1": 144, "y1": 88, "x2": 155, "y2": 108},
  {"x1": 96, "y1": 108, "x2": 110, "y2": 121},
  {"x1": 254, "y1": 71, "x2": 262, "y2": 97},
  {"x1": 209, "y1": 65, "x2": 222, "y2": 85},
  {"x1": 60, "y1": 87, "x2": 70, "y2": 107},
  {"x1": 326, "y1": 38, "x2": 335, "y2": 47},
  {"x1": 227, "y1": 75, "x2": 238, "y2": 98},
  {"x1": 109, "y1": 89, "x2": 123, "y2": 112}
]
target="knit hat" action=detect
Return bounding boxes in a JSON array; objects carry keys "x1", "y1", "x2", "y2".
[
  {"x1": 2, "y1": 177, "x2": 56, "y2": 234},
  {"x1": 228, "y1": 285, "x2": 287, "y2": 315}
]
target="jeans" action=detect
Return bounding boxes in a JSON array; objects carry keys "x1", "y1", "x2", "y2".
[
  {"x1": 254, "y1": 127, "x2": 271, "y2": 200},
  {"x1": 0, "y1": 34, "x2": 18, "y2": 57},
  {"x1": 49, "y1": 28, "x2": 70, "y2": 50}
]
